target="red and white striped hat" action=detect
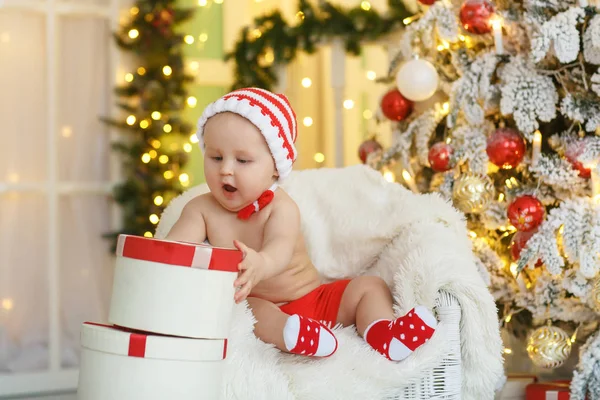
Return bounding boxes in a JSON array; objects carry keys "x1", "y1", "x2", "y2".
[{"x1": 196, "y1": 88, "x2": 298, "y2": 181}]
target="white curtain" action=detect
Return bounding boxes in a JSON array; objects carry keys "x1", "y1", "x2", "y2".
[{"x1": 0, "y1": 2, "x2": 114, "y2": 373}]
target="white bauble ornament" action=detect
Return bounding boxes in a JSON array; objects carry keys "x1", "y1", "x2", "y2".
[{"x1": 395, "y1": 58, "x2": 439, "y2": 102}]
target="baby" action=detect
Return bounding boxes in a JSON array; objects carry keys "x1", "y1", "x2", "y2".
[{"x1": 165, "y1": 88, "x2": 437, "y2": 360}]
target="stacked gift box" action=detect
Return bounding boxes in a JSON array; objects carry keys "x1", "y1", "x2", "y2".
[{"x1": 77, "y1": 234, "x2": 242, "y2": 400}]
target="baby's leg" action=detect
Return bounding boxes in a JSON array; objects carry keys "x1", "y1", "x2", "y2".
[
  {"x1": 246, "y1": 297, "x2": 289, "y2": 351},
  {"x1": 247, "y1": 297, "x2": 337, "y2": 357},
  {"x1": 336, "y1": 276, "x2": 395, "y2": 334},
  {"x1": 336, "y1": 276, "x2": 437, "y2": 361}
]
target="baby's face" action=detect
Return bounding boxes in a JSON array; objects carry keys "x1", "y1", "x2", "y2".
[{"x1": 203, "y1": 112, "x2": 278, "y2": 212}]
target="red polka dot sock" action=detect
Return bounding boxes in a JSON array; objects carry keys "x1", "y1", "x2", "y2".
[
  {"x1": 283, "y1": 314, "x2": 338, "y2": 357},
  {"x1": 363, "y1": 305, "x2": 437, "y2": 361}
]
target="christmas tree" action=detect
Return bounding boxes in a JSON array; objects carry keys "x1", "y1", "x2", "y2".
[
  {"x1": 105, "y1": 0, "x2": 195, "y2": 248},
  {"x1": 365, "y1": 0, "x2": 600, "y2": 393}
]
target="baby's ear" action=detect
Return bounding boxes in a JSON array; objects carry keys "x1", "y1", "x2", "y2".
[{"x1": 273, "y1": 170, "x2": 279, "y2": 179}]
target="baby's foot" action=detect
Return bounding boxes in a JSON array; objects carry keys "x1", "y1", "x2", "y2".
[
  {"x1": 283, "y1": 314, "x2": 338, "y2": 357},
  {"x1": 364, "y1": 305, "x2": 437, "y2": 361}
]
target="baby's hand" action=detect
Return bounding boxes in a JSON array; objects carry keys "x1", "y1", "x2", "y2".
[{"x1": 233, "y1": 240, "x2": 266, "y2": 303}]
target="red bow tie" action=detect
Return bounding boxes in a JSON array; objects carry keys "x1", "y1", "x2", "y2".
[{"x1": 237, "y1": 188, "x2": 276, "y2": 220}]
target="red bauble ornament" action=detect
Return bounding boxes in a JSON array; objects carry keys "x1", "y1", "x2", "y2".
[
  {"x1": 380, "y1": 89, "x2": 413, "y2": 121},
  {"x1": 507, "y1": 195, "x2": 545, "y2": 232},
  {"x1": 428, "y1": 142, "x2": 454, "y2": 172},
  {"x1": 486, "y1": 128, "x2": 526, "y2": 169},
  {"x1": 459, "y1": 0, "x2": 495, "y2": 34},
  {"x1": 565, "y1": 142, "x2": 592, "y2": 179},
  {"x1": 358, "y1": 138, "x2": 383, "y2": 164},
  {"x1": 418, "y1": 0, "x2": 438, "y2": 5},
  {"x1": 510, "y1": 229, "x2": 543, "y2": 267}
]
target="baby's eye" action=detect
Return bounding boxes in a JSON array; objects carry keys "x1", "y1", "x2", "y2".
[
  {"x1": 212, "y1": 156, "x2": 223, "y2": 161},
  {"x1": 237, "y1": 159, "x2": 250, "y2": 164}
]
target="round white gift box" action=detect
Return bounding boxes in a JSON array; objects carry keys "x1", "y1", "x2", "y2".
[
  {"x1": 77, "y1": 322, "x2": 227, "y2": 400},
  {"x1": 109, "y1": 234, "x2": 242, "y2": 339}
]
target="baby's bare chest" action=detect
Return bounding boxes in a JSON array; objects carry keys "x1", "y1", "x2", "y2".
[{"x1": 204, "y1": 213, "x2": 267, "y2": 250}]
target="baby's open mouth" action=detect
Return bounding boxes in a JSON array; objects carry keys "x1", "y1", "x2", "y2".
[{"x1": 223, "y1": 184, "x2": 237, "y2": 193}]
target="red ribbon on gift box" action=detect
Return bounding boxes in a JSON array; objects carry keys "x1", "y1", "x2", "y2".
[
  {"x1": 84, "y1": 322, "x2": 148, "y2": 357},
  {"x1": 526, "y1": 381, "x2": 571, "y2": 400},
  {"x1": 116, "y1": 234, "x2": 242, "y2": 273}
]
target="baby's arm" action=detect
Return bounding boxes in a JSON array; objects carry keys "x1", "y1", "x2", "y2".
[
  {"x1": 164, "y1": 197, "x2": 207, "y2": 244},
  {"x1": 233, "y1": 199, "x2": 300, "y2": 302}
]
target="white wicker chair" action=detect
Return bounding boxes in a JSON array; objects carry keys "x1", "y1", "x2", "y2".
[
  {"x1": 394, "y1": 290, "x2": 462, "y2": 399},
  {"x1": 156, "y1": 181, "x2": 464, "y2": 399}
]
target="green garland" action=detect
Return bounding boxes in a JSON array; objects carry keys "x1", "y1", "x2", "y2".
[
  {"x1": 226, "y1": 0, "x2": 413, "y2": 90},
  {"x1": 104, "y1": 0, "x2": 195, "y2": 249}
]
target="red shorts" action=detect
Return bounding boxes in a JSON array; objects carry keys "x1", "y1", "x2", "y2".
[{"x1": 279, "y1": 279, "x2": 351, "y2": 327}]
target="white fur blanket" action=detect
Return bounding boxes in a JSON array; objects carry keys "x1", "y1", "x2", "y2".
[{"x1": 155, "y1": 165, "x2": 503, "y2": 400}]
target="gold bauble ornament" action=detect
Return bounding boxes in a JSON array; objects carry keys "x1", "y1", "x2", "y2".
[
  {"x1": 452, "y1": 173, "x2": 495, "y2": 213},
  {"x1": 526, "y1": 324, "x2": 572, "y2": 369}
]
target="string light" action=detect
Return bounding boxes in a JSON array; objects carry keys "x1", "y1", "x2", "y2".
[
  {"x1": 214, "y1": 0, "x2": 223, "y2": 3},
  {"x1": 468, "y1": 231, "x2": 477, "y2": 238},
  {"x1": 128, "y1": 29, "x2": 139, "y2": 39},
  {"x1": 141, "y1": 153, "x2": 151, "y2": 163},
  {"x1": 503, "y1": 348, "x2": 513, "y2": 354},
  {"x1": 301, "y1": 77, "x2": 312, "y2": 88},
  {"x1": 361, "y1": 1, "x2": 371, "y2": 11},
  {"x1": 187, "y1": 96, "x2": 198, "y2": 107},
  {"x1": 190, "y1": 134, "x2": 199, "y2": 143},
  {"x1": 164, "y1": 171, "x2": 174, "y2": 179},
  {"x1": 149, "y1": 214, "x2": 160, "y2": 224},
  {"x1": 162, "y1": 66, "x2": 172, "y2": 76},
  {"x1": 363, "y1": 110, "x2": 373, "y2": 119},
  {"x1": 125, "y1": 73, "x2": 134, "y2": 82},
  {"x1": 137, "y1": 67, "x2": 146, "y2": 75},
  {"x1": 263, "y1": 48, "x2": 274, "y2": 64},
  {"x1": 159, "y1": 155, "x2": 169, "y2": 164},
  {"x1": 509, "y1": 263, "x2": 519, "y2": 277},
  {"x1": 130, "y1": 7, "x2": 139, "y2": 15},
  {"x1": 402, "y1": 170, "x2": 419, "y2": 193},
  {"x1": 198, "y1": 0, "x2": 207, "y2": 6},
  {"x1": 383, "y1": 170, "x2": 395, "y2": 182},
  {"x1": 149, "y1": 150, "x2": 157, "y2": 159},
  {"x1": 366, "y1": 70, "x2": 376, "y2": 80},
  {"x1": 252, "y1": 29, "x2": 262, "y2": 39},
  {"x1": 126, "y1": 115, "x2": 136, "y2": 125},
  {"x1": 199, "y1": 33, "x2": 208, "y2": 43},
  {"x1": 1, "y1": 298, "x2": 14, "y2": 310},
  {"x1": 498, "y1": 193, "x2": 505, "y2": 202},
  {"x1": 154, "y1": 196, "x2": 164, "y2": 206},
  {"x1": 61, "y1": 126, "x2": 72, "y2": 138},
  {"x1": 189, "y1": 61, "x2": 199, "y2": 71},
  {"x1": 184, "y1": 35, "x2": 195, "y2": 44},
  {"x1": 303, "y1": 117, "x2": 313, "y2": 127},
  {"x1": 7, "y1": 173, "x2": 19, "y2": 183},
  {"x1": 140, "y1": 120, "x2": 150, "y2": 129},
  {"x1": 314, "y1": 153, "x2": 325, "y2": 163},
  {"x1": 343, "y1": 100, "x2": 355, "y2": 109},
  {"x1": 151, "y1": 111, "x2": 162, "y2": 120},
  {"x1": 163, "y1": 124, "x2": 172, "y2": 133},
  {"x1": 144, "y1": 231, "x2": 153, "y2": 238},
  {"x1": 179, "y1": 173, "x2": 190, "y2": 186},
  {"x1": 403, "y1": 15, "x2": 419, "y2": 25},
  {"x1": 296, "y1": 11, "x2": 305, "y2": 21},
  {"x1": 183, "y1": 143, "x2": 193, "y2": 152},
  {"x1": 151, "y1": 139, "x2": 161, "y2": 149}
]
